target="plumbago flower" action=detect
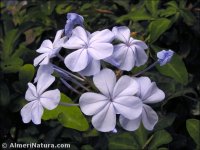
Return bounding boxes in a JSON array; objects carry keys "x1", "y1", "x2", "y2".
[
  {"x1": 21, "y1": 74, "x2": 60, "y2": 124},
  {"x1": 65, "y1": 13, "x2": 84, "y2": 37},
  {"x1": 120, "y1": 77, "x2": 165, "y2": 131},
  {"x1": 157, "y1": 49, "x2": 174, "y2": 66},
  {"x1": 105, "y1": 26, "x2": 148, "y2": 71},
  {"x1": 62, "y1": 26, "x2": 114, "y2": 76},
  {"x1": 79, "y1": 68, "x2": 142, "y2": 132},
  {"x1": 34, "y1": 29, "x2": 65, "y2": 66}
]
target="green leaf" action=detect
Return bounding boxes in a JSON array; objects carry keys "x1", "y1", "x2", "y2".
[
  {"x1": 145, "y1": 0, "x2": 159, "y2": 17},
  {"x1": 109, "y1": 133, "x2": 139, "y2": 150},
  {"x1": 117, "y1": 8, "x2": 153, "y2": 23},
  {"x1": 180, "y1": 9, "x2": 196, "y2": 26},
  {"x1": 149, "y1": 130, "x2": 172, "y2": 149},
  {"x1": 19, "y1": 64, "x2": 35, "y2": 84},
  {"x1": 148, "y1": 18, "x2": 171, "y2": 43},
  {"x1": 56, "y1": 4, "x2": 72, "y2": 14},
  {"x1": 42, "y1": 93, "x2": 89, "y2": 131},
  {"x1": 165, "y1": 1, "x2": 178, "y2": 9},
  {"x1": 186, "y1": 119, "x2": 200, "y2": 149},
  {"x1": 0, "y1": 82, "x2": 10, "y2": 106},
  {"x1": 154, "y1": 113, "x2": 176, "y2": 131},
  {"x1": 133, "y1": 124, "x2": 149, "y2": 147},
  {"x1": 159, "y1": 7, "x2": 177, "y2": 17},
  {"x1": 1, "y1": 57, "x2": 24, "y2": 73},
  {"x1": 156, "y1": 54, "x2": 188, "y2": 85}
]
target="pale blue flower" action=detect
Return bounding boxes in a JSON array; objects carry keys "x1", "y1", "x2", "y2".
[
  {"x1": 105, "y1": 26, "x2": 148, "y2": 71},
  {"x1": 120, "y1": 77, "x2": 165, "y2": 131},
  {"x1": 34, "y1": 30, "x2": 64, "y2": 66},
  {"x1": 157, "y1": 49, "x2": 174, "y2": 66},
  {"x1": 63, "y1": 26, "x2": 114, "y2": 76},
  {"x1": 21, "y1": 74, "x2": 60, "y2": 125},
  {"x1": 79, "y1": 68, "x2": 142, "y2": 132},
  {"x1": 65, "y1": 13, "x2": 84, "y2": 37}
]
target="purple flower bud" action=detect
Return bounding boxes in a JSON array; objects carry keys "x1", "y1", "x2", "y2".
[
  {"x1": 157, "y1": 50, "x2": 174, "y2": 66},
  {"x1": 64, "y1": 13, "x2": 84, "y2": 37}
]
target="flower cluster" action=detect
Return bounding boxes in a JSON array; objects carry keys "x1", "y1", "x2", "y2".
[{"x1": 21, "y1": 13, "x2": 174, "y2": 132}]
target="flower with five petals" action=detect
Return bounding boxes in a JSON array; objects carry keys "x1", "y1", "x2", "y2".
[
  {"x1": 21, "y1": 74, "x2": 60, "y2": 124},
  {"x1": 79, "y1": 68, "x2": 142, "y2": 132}
]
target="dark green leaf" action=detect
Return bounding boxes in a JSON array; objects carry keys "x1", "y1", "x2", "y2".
[
  {"x1": 159, "y1": 7, "x2": 177, "y2": 17},
  {"x1": 186, "y1": 119, "x2": 200, "y2": 149},
  {"x1": 145, "y1": 0, "x2": 159, "y2": 17},
  {"x1": 148, "y1": 18, "x2": 171, "y2": 43},
  {"x1": 156, "y1": 54, "x2": 188, "y2": 85},
  {"x1": 180, "y1": 9, "x2": 196, "y2": 26},
  {"x1": 149, "y1": 130, "x2": 172, "y2": 149},
  {"x1": 109, "y1": 133, "x2": 139, "y2": 150},
  {"x1": 133, "y1": 124, "x2": 149, "y2": 147},
  {"x1": 42, "y1": 93, "x2": 89, "y2": 131},
  {"x1": 19, "y1": 64, "x2": 35, "y2": 84}
]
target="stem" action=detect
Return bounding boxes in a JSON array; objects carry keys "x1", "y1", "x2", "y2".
[
  {"x1": 133, "y1": 61, "x2": 159, "y2": 77},
  {"x1": 53, "y1": 65, "x2": 85, "y2": 82},
  {"x1": 142, "y1": 134, "x2": 154, "y2": 149},
  {"x1": 60, "y1": 78, "x2": 82, "y2": 95},
  {"x1": 56, "y1": 53, "x2": 64, "y2": 61},
  {"x1": 59, "y1": 102, "x2": 79, "y2": 106}
]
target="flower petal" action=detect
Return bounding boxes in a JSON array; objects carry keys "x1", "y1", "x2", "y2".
[
  {"x1": 36, "y1": 40, "x2": 53, "y2": 53},
  {"x1": 142, "y1": 104, "x2": 158, "y2": 130},
  {"x1": 135, "y1": 76, "x2": 152, "y2": 99},
  {"x1": 131, "y1": 39, "x2": 148, "y2": 49},
  {"x1": 90, "y1": 29, "x2": 114, "y2": 43},
  {"x1": 119, "y1": 46, "x2": 135, "y2": 71},
  {"x1": 34, "y1": 64, "x2": 54, "y2": 83},
  {"x1": 88, "y1": 43, "x2": 113, "y2": 60},
  {"x1": 40, "y1": 89, "x2": 60, "y2": 110},
  {"x1": 112, "y1": 26, "x2": 130, "y2": 43},
  {"x1": 33, "y1": 53, "x2": 48, "y2": 66},
  {"x1": 53, "y1": 29, "x2": 64, "y2": 44},
  {"x1": 62, "y1": 35, "x2": 85, "y2": 49},
  {"x1": 37, "y1": 74, "x2": 55, "y2": 95},
  {"x1": 79, "y1": 59, "x2": 100, "y2": 76},
  {"x1": 113, "y1": 75, "x2": 139, "y2": 98},
  {"x1": 93, "y1": 68, "x2": 116, "y2": 97},
  {"x1": 113, "y1": 96, "x2": 142, "y2": 120},
  {"x1": 25, "y1": 83, "x2": 38, "y2": 101},
  {"x1": 79, "y1": 92, "x2": 109, "y2": 115},
  {"x1": 20, "y1": 101, "x2": 35, "y2": 123},
  {"x1": 92, "y1": 103, "x2": 116, "y2": 132},
  {"x1": 134, "y1": 45, "x2": 148, "y2": 66},
  {"x1": 143, "y1": 82, "x2": 165, "y2": 104},
  {"x1": 31, "y1": 101, "x2": 44, "y2": 125},
  {"x1": 119, "y1": 115, "x2": 141, "y2": 131},
  {"x1": 64, "y1": 49, "x2": 89, "y2": 72}
]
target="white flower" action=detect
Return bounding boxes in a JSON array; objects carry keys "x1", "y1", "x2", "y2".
[
  {"x1": 105, "y1": 26, "x2": 148, "y2": 71},
  {"x1": 62, "y1": 26, "x2": 114, "y2": 76},
  {"x1": 79, "y1": 68, "x2": 142, "y2": 132},
  {"x1": 34, "y1": 29, "x2": 65, "y2": 66},
  {"x1": 34, "y1": 63, "x2": 54, "y2": 83},
  {"x1": 120, "y1": 77, "x2": 165, "y2": 131},
  {"x1": 21, "y1": 74, "x2": 60, "y2": 124}
]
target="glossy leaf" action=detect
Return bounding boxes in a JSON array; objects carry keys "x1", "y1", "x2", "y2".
[
  {"x1": 149, "y1": 130, "x2": 172, "y2": 149},
  {"x1": 19, "y1": 64, "x2": 35, "y2": 84},
  {"x1": 148, "y1": 18, "x2": 171, "y2": 43},
  {"x1": 186, "y1": 119, "x2": 200, "y2": 149},
  {"x1": 42, "y1": 93, "x2": 89, "y2": 131},
  {"x1": 109, "y1": 133, "x2": 139, "y2": 150},
  {"x1": 156, "y1": 54, "x2": 188, "y2": 85}
]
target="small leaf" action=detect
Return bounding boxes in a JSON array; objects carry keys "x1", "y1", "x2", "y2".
[
  {"x1": 148, "y1": 18, "x2": 171, "y2": 43},
  {"x1": 186, "y1": 119, "x2": 200, "y2": 149},
  {"x1": 156, "y1": 54, "x2": 188, "y2": 85},
  {"x1": 159, "y1": 7, "x2": 177, "y2": 17},
  {"x1": 180, "y1": 9, "x2": 196, "y2": 26},
  {"x1": 133, "y1": 124, "x2": 149, "y2": 147},
  {"x1": 42, "y1": 93, "x2": 89, "y2": 131},
  {"x1": 149, "y1": 130, "x2": 172, "y2": 149},
  {"x1": 145, "y1": 0, "x2": 159, "y2": 17},
  {"x1": 19, "y1": 64, "x2": 35, "y2": 84},
  {"x1": 109, "y1": 133, "x2": 139, "y2": 150}
]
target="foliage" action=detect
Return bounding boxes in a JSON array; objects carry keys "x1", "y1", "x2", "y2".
[{"x1": 0, "y1": 0, "x2": 199, "y2": 149}]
